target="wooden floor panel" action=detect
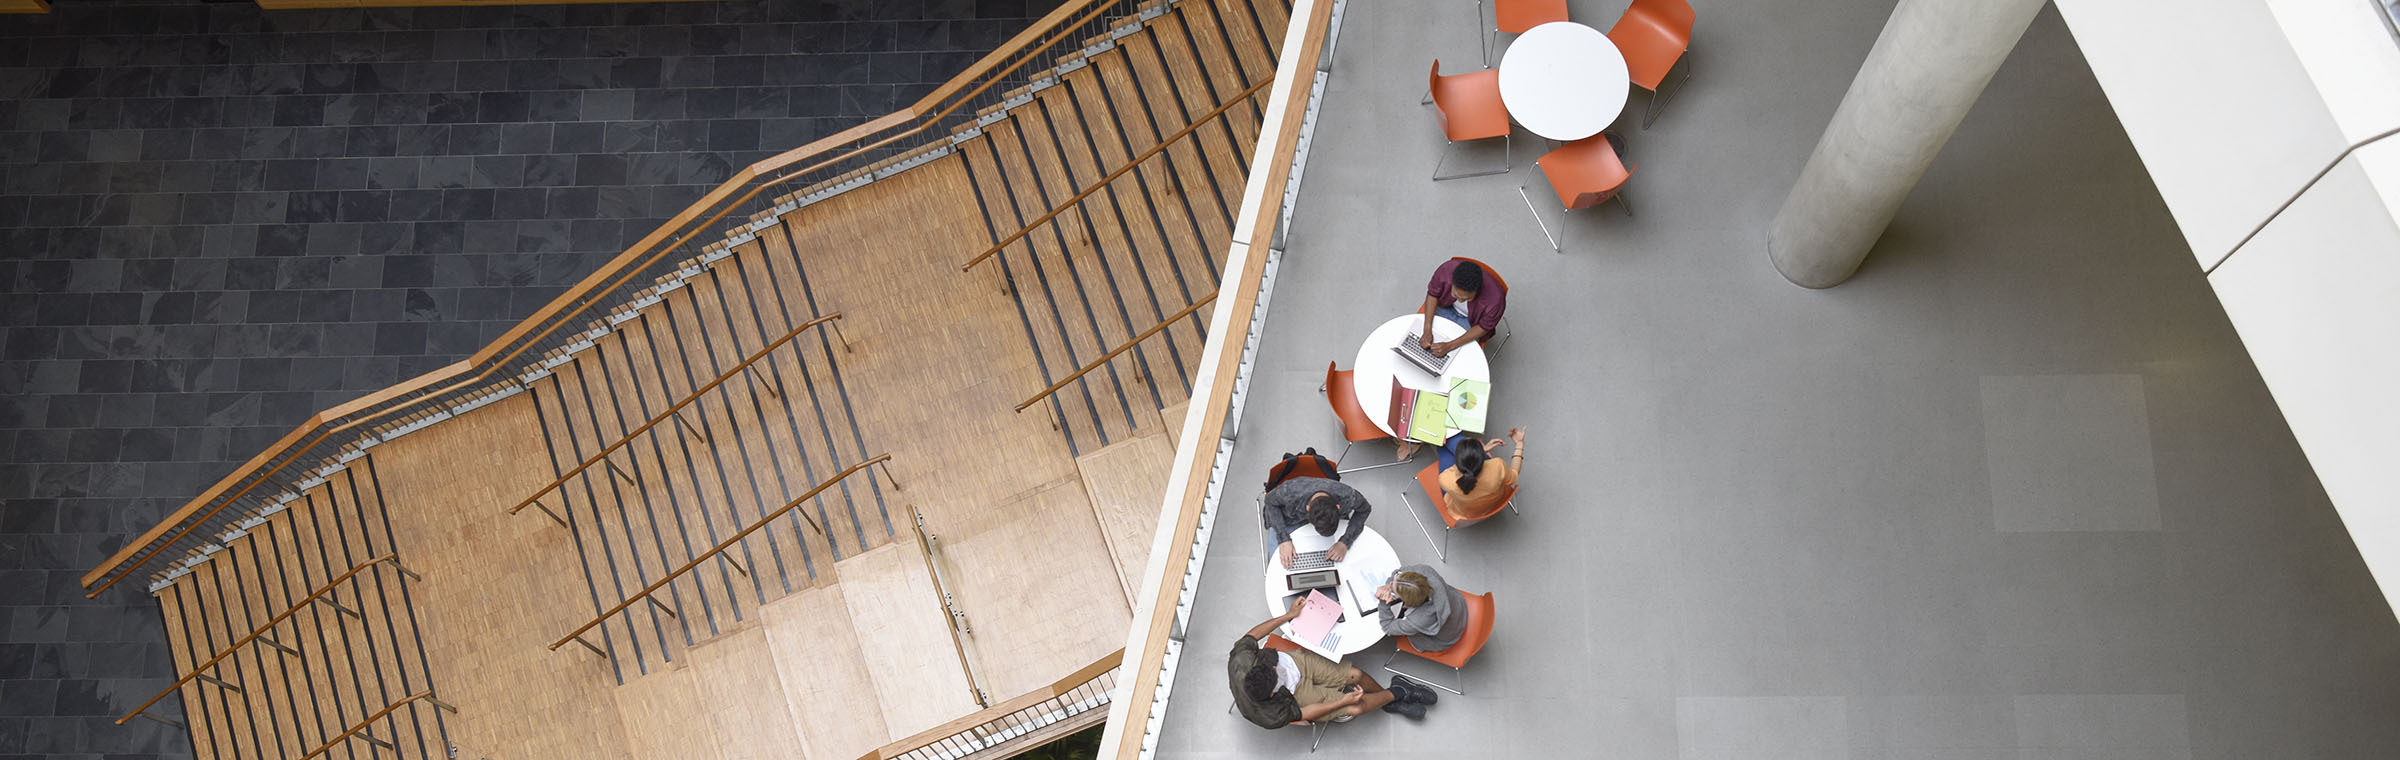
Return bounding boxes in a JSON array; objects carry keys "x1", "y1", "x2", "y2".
[
  {"x1": 835, "y1": 542, "x2": 981, "y2": 739},
  {"x1": 758, "y1": 584, "x2": 891, "y2": 760},
  {"x1": 929, "y1": 477, "x2": 1134, "y2": 698},
  {"x1": 686, "y1": 627, "x2": 810, "y2": 760},
  {"x1": 611, "y1": 664, "x2": 716, "y2": 760},
  {"x1": 1077, "y1": 433, "x2": 1179, "y2": 602}
]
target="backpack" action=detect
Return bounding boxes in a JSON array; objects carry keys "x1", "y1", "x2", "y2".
[{"x1": 1263, "y1": 448, "x2": 1339, "y2": 492}]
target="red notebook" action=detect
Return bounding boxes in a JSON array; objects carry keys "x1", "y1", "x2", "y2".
[{"x1": 1386, "y1": 378, "x2": 1416, "y2": 435}]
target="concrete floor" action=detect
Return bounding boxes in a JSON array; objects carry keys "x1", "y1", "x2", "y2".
[{"x1": 1152, "y1": 1, "x2": 2400, "y2": 758}]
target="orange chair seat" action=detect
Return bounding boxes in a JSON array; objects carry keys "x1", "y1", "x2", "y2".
[
  {"x1": 1537, "y1": 136, "x2": 1632, "y2": 210},
  {"x1": 1392, "y1": 591, "x2": 1495, "y2": 668},
  {"x1": 1429, "y1": 66, "x2": 1509, "y2": 142}
]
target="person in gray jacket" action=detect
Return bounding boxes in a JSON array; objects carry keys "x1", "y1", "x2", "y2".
[
  {"x1": 1263, "y1": 476, "x2": 1372, "y2": 568},
  {"x1": 1373, "y1": 564, "x2": 1468, "y2": 652}
]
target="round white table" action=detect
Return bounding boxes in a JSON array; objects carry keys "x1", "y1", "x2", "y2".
[
  {"x1": 1352, "y1": 314, "x2": 1492, "y2": 440},
  {"x1": 1497, "y1": 21, "x2": 1631, "y2": 141},
  {"x1": 1260, "y1": 523, "x2": 1402, "y2": 658}
]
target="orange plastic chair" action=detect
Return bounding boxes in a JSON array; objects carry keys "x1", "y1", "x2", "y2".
[
  {"x1": 1482, "y1": 0, "x2": 1570, "y2": 65},
  {"x1": 1381, "y1": 590, "x2": 1496, "y2": 695},
  {"x1": 1258, "y1": 452, "x2": 1341, "y2": 557},
  {"x1": 1416, "y1": 257, "x2": 1513, "y2": 352},
  {"x1": 1400, "y1": 462, "x2": 1519, "y2": 562},
  {"x1": 1425, "y1": 60, "x2": 1512, "y2": 181},
  {"x1": 1607, "y1": 0, "x2": 1695, "y2": 128},
  {"x1": 1322, "y1": 361, "x2": 1411, "y2": 472},
  {"x1": 1518, "y1": 133, "x2": 1633, "y2": 253}
]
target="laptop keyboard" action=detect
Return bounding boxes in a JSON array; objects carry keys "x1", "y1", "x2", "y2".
[
  {"x1": 1291, "y1": 550, "x2": 1334, "y2": 571},
  {"x1": 1393, "y1": 332, "x2": 1452, "y2": 374}
]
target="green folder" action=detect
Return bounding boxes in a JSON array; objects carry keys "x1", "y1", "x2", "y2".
[
  {"x1": 1447, "y1": 378, "x2": 1490, "y2": 433},
  {"x1": 1407, "y1": 390, "x2": 1450, "y2": 443}
]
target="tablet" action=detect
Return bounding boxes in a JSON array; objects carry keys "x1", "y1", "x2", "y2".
[{"x1": 1285, "y1": 568, "x2": 1339, "y2": 591}]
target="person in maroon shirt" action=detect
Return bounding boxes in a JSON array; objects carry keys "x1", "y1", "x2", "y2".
[{"x1": 1418, "y1": 258, "x2": 1506, "y2": 358}]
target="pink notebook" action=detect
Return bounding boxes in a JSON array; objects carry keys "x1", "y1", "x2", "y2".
[{"x1": 1288, "y1": 589, "x2": 1343, "y2": 650}]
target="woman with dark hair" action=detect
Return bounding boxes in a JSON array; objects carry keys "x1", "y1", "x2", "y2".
[{"x1": 1437, "y1": 427, "x2": 1524, "y2": 520}]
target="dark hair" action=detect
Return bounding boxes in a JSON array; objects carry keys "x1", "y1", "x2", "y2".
[
  {"x1": 1244, "y1": 662, "x2": 1281, "y2": 701},
  {"x1": 1454, "y1": 440, "x2": 1488, "y2": 494},
  {"x1": 1449, "y1": 261, "x2": 1483, "y2": 294},
  {"x1": 1306, "y1": 493, "x2": 1339, "y2": 536}
]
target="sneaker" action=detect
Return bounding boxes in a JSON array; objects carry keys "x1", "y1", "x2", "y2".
[
  {"x1": 1380, "y1": 698, "x2": 1427, "y2": 719},
  {"x1": 1391, "y1": 676, "x2": 1439, "y2": 706}
]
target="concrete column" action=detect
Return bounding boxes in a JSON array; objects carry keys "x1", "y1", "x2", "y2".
[{"x1": 1767, "y1": 0, "x2": 2048, "y2": 288}]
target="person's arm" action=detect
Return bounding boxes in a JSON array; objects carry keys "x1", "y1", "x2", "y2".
[
  {"x1": 1335, "y1": 484, "x2": 1371, "y2": 548},
  {"x1": 1246, "y1": 599, "x2": 1304, "y2": 641},
  {"x1": 1418, "y1": 294, "x2": 1439, "y2": 349},
  {"x1": 1263, "y1": 483, "x2": 1301, "y2": 545},
  {"x1": 1439, "y1": 325, "x2": 1489, "y2": 353},
  {"x1": 1506, "y1": 427, "x2": 1526, "y2": 482},
  {"x1": 1298, "y1": 691, "x2": 1364, "y2": 722}
]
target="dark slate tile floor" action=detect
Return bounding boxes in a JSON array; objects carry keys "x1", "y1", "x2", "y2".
[{"x1": 0, "y1": 0, "x2": 1062, "y2": 756}]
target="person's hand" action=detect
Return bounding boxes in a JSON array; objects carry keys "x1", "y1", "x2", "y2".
[
  {"x1": 1482, "y1": 437, "x2": 1506, "y2": 454},
  {"x1": 1417, "y1": 332, "x2": 1433, "y2": 351},
  {"x1": 1277, "y1": 541, "x2": 1296, "y2": 569},
  {"x1": 1374, "y1": 584, "x2": 1396, "y2": 603},
  {"x1": 1339, "y1": 689, "x2": 1365, "y2": 707},
  {"x1": 1508, "y1": 427, "x2": 1526, "y2": 446},
  {"x1": 1429, "y1": 341, "x2": 1452, "y2": 358},
  {"x1": 1325, "y1": 541, "x2": 1349, "y2": 562},
  {"x1": 1284, "y1": 597, "x2": 1306, "y2": 621}
]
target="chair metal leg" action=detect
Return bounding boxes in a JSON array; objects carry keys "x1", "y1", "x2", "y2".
[
  {"x1": 1641, "y1": 52, "x2": 1692, "y2": 130},
  {"x1": 1517, "y1": 163, "x2": 1564, "y2": 253},
  {"x1": 1507, "y1": 496, "x2": 1521, "y2": 516},
  {"x1": 1310, "y1": 722, "x2": 1326, "y2": 751},
  {"x1": 1432, "y1": 133, "x2": 1510, "y2": 181},
  {"x1": 1476, "y1": 0, "x2": 1489, "y2": 67},
  {"x1": 1399, "y1": 491, "x2": 1446, "y2": 562},
  {"x1": 1341, "y1": 453, "x2": 1414, "y2": 473}
]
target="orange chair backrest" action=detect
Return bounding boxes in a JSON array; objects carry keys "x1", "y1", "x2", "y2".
[
  {"x1": 1610, "y1": 0, "x2": 1694, "y2": 89},
  {"x1": 1494, "y1": 0, "x2": 1570, "y2": 34},
  {"x1": 1263, "y1": 634, "x2": 1301, "y2": 652},
  {"x1": 1447, "y1": 257, "x2": 1508, "y2": 295}
]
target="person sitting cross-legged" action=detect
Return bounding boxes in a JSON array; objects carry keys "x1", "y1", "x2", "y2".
[{"x1": 1228, "y1": 601, "x2": 1435, "y2": 726}]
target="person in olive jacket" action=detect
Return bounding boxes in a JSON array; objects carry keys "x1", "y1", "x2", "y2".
[{"x1": 1226, "y1": 600, "x2": 1437, "y2": 726}]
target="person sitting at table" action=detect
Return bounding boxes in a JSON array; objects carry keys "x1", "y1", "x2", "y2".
[
  {"x1": 1264, "y1": 476, "x2": 1372, "y2": 568},
  {"x1": 1417, "y1": 258, "x2": 1506, "y2": 359},
  {"x1": 1229, "y1": 600, "x2": 1433, "y2": 726},
  {"x1": 1374, "y1": 564, "x2": 1468, "y2": 653},
  {"x1": 1437, "y1": 427, "x2": 1524, "y2": 520}
]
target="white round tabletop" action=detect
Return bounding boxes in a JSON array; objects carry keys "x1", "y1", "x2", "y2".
[
  {"x1": 1260, "y1": 523, "x2": 1402, "y2": 658},
  {"x1": 1497, "y1": 21, "x2": 1631, "y2": 141},
  {"x1": 1352, "y1": 314, "x2": 1492, "y2": 439}
]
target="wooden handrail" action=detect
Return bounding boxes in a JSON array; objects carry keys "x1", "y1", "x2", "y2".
[
  {"x1": 83, "y1": 0, "x2": 1130, "y2": 598},
  {"x1": 1015, "y1": 292, "x2": 1218, "y2": 412},
  {"x1": 907, "y1": 507, "x2": 986, "y2": 707},
  {"x1": 549, "y1": 455, "x2": 892, "y2": 651},
  {"x1": 117, "y1": 553, "x2": 408, "y2": 725},
  {"x1": 1099, "y1": 1, "x2": 1338, "y2": 759},
  {"x1": 854, "y1": 648, "x2": 1123, "y2": 760},
  {"x1": 960, "y1": 75, "x2": 1277, "y2": 272},
  {"x1": 506, "y1": 312, "x2": 843, "y2": 516},
  {"x1": 295, "y1": 690, "x2": 454, "y2": 760}
]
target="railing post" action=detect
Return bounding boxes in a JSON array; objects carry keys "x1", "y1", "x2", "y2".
[
  {"x1": 316, "y1": 596, "x2": 363, "y2": 619},
  {"x1": 605, "y1": 459, "x2": 637, "y2": 486},
  {"x1": 718, "y1": 553, "x2": 749, "y2": 577},
  {"x1": 195, "y1": 673, "x2": 243, "y2": 694},
  {"x1": 134, "y1": 712, "x2": 186, "y2": 730},
  {"x1": 646, "y1": 596, "x2": 679, "y2": 619},
  {"x1": 531, "y1": 500, "x2": 571, "y2": 529},
  {"x1": 258, "y1": 636, "x2": 302, "y2": 657},
  {"x1": 671, "y1": 410, "x2": 713, "y2": 444},
  {"x1": 745, "y1": 365, "x2": 782, "y2": 398},
  {"x1": 569, "y1": 635, "x2": 606, "y2": 659},
  {"x1": 878, "y1": 459, "x2": 904, "y2": 492},
  {"x1": 391, "y1": 560, "x2": 422, "y2": 582},
  {"x1": 829, "y1": 318, "x2": 855, "y2": 353}
]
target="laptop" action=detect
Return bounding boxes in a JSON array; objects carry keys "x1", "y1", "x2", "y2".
[{"x1": 1391, "y1": 330, "x2": 1452, "y2": 374}]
